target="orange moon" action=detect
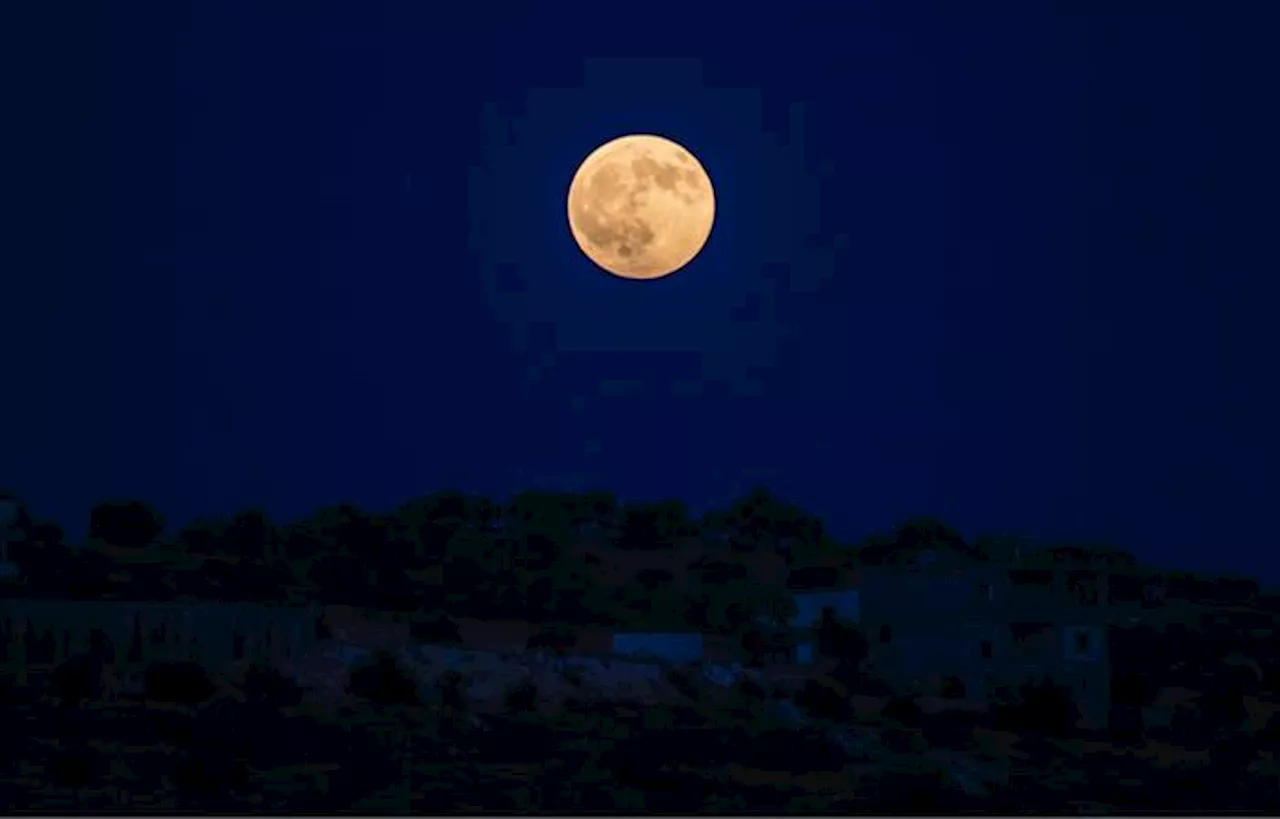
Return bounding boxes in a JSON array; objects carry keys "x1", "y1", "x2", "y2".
[{"x1": 567, "y1": 134, "x2": 715, "y2": 280}]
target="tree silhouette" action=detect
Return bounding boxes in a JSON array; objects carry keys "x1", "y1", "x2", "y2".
[
  {"x1": 294, "y1": 503, "x2": 368, "y2": 560},
  {"x1": 817, "y1": 611, "x2": 868, "y2": 665},
  {"x1": 225, "y1": 507, "x2": 275, "y2": 561},
  {"x1": 308, "y1": 551, "x2": 371, "y2": 606},
  {"x1": 62, "y1": 549, "x2": 113, "y2": 599},
  {"x1": 710, "y1": 487, "x2": 823, "y2": 556},
  {"x1": 88, "y1": 500, "x2": 165, "y2": 549},
  {"x1": 389, "y1": 489, "x2": 486, "y2": 566},
  {"x1": 859, "y1": 515, "x2": 972, "y2": 565},
  {"x1": 5, "y1": 518, "x2": 68, "y2": 593},
  {"x1": 176, "y1": 516, "x2": 231, "y2": 557},
  {"x1": 576, "y1": 489, "x2": 619, "y2": 528},
  {"x1": 231, "y1": 557, "x2": 296, "y2": 604},
  {"x1": 616, "y1": 501, "x2": 668, "y2": 551},
  {"x1": 506, "y1": 489, "x2": 574, "y2": 570}
]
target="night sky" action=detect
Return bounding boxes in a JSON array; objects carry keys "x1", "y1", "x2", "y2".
[{"x1": 5, "y1": 4, "x2": 1277, "y2": 581}]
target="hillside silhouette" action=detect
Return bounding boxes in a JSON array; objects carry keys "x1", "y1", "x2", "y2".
[{"x1": 1, "y1": 488, "x2": 1278, "y2": 812}]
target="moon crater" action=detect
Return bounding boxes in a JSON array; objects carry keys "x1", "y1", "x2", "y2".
[{"x1": 568, "y1": 134, "x2": 715, "y2": 280}]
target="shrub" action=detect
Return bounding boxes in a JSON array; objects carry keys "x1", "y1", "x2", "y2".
[
  {"x1": 881, "y1": 694, "x2": 923, "y2": 728},
  {"x1": 409, "y1": 611, "x2": 462, "y2": 644},
  {"x1": 346, "y1": 652, "x2": 420, "y2": 706},
  {"x1": 846, "y1": 671, "x2": 895, "y2": 698},
  {"x1": 1014, "y1": 678, "x2": 1077, "y2": 738},
  {"x1": 437, "y1": 669, "x2": 468, "y2": 710},
  {"x1": 732, "y1": 727, "x2": 844, "y2": 773},
  {"x1": 797, "y1": 677, "x2": 854, "y2": 721},
  {"x1": 940, "y1": 675, "x2": 966, "y2": 699},
  {"x1": 664, "y1": 666, "x2": 702, "y2": 702},
  {"x1": 144, "y1": 660, "x2": 216, "y2": 704},
  {"x1": 882, "y1": 726, "x2": 928, "y2": 754},
  {"x1": 737, "y1": 675, "x2": 768, "y2": 701},
  {"x1": 503, "y1": 679, "x2": 538, "y2": 713},
  {"x1": 1258, "y1": 711, "x2": 1280, "y2": 743},
  {"x1": 51, "y1": 653, "x2": 105, "y2": 707},
  {"x1": 865, "y1": 764, "x2": 963, "y2": 812},
  {"x1": 920, "y1": 710, "x2": 980, "y2": 750},
  {"x1": 233, "y1": 661, "x2": 304, "y2": 708}
]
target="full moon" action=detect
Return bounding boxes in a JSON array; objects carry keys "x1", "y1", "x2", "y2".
[{"x1": 567, "y1": 134, "x2": 715, "y2": 280}]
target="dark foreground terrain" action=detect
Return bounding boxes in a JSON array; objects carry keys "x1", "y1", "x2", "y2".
[
  {"x1": 3, "y1": 494, "x2": 1278, "y2": 812},
  {"x1": 2, "y1": 646, "x2": 1278, "y2": 814}
]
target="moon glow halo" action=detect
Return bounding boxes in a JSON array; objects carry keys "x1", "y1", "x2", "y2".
[{"x1": 567, "y1": 134, "x2": 715, "y2": 280}]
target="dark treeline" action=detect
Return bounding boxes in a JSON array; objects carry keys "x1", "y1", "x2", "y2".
[
  {"x1": 6, "y1": 488, "x2": 826, "y2": 630},
  {"x1": 2, "y1": 488, "x2": 1265, "y2": 628}
]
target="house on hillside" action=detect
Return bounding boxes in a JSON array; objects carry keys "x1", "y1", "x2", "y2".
[{"x1": 860, "y1": 545, "x2": 1114, "y2": 729}]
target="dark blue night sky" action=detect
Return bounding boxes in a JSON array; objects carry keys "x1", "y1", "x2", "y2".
[{"x1": 5, "y1": 3, "x2": 1277, "y2": 580}]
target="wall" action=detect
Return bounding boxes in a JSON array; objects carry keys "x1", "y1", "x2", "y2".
[
  {"x1": 870, "y1": 620, "x2": 995, "y2": 685},
  {"x1": 862, "y1": 564, "x2": 1118, "y2": 625},
  {"x1": 611, "y1": 632, "x2": 703, "y2": 665},
  {"x1": 867, "y1": 618, "x2": 1111, "y2": 727},
  {"x1": 452, "y1": 617, "x2": 614, "y2": 655},
  {"x1": 860, "y1": 565, "x2": 1009, "y2": 624},
  {"x1": 321, "y1": 605, "x2": 408, "y2": 647},
  {"x1": 0, "y1": 599, "x2": 318, "y2": 668}
]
